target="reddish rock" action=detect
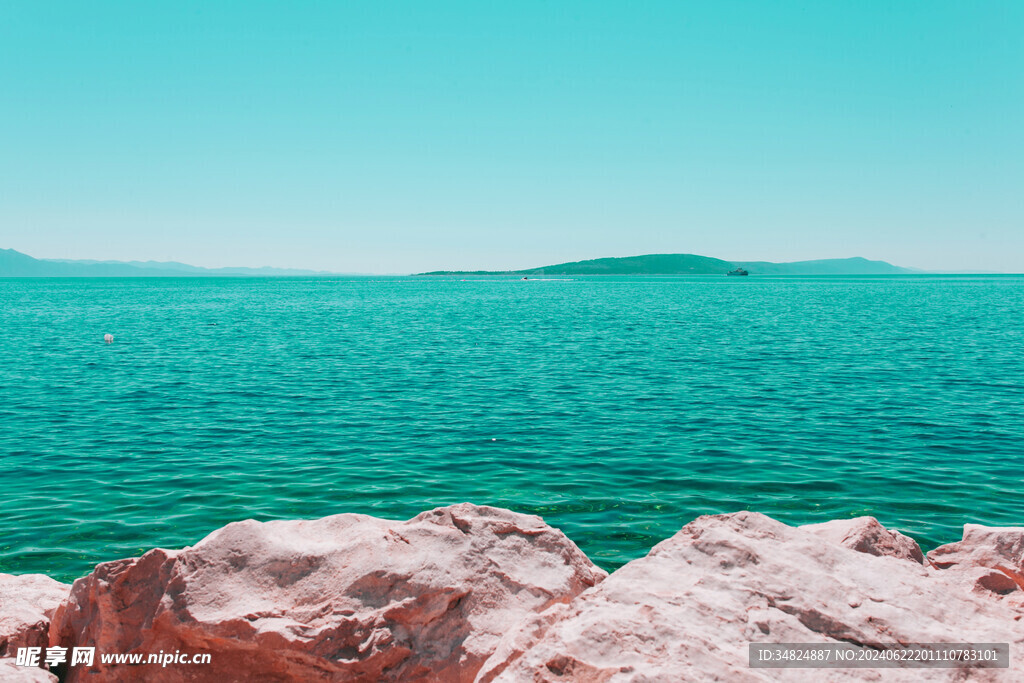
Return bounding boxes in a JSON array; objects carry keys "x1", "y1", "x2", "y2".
[
  {"x1": 478, "y1": 511, "x2": 1023, "y2": 682},
  {"x1": 50, "y1": 504, "x2": 604, "y2": 682},
  {"x1": 928, "y1": 524, "x2": 1024, "y2": 609},
  {"x1": 801, "y1": 516, "x2": 924, "y2": 563},
  {"x1": 0, "y1": 573, "x2": 70, "y2": 657}
]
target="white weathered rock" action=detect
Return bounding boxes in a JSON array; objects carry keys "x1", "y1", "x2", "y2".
[
  {"x1": 928, "y1": 524, "x2": 1024, "y2": 611},
  {"x1": 477, "y1": 511, "x2": 1023, "y2": 682},
  {"x1": 802, "y1": 516, "x2": 924, "y2": 564},
  {"x1": 0, "y1": 573, "x2": 70, "y2": 657},
  {"x1": 0, "y1": 658, "x2": 59, "y2": 682},
  {"x1": 50, "y1": 504, "x2": 605, "y2": 682}
]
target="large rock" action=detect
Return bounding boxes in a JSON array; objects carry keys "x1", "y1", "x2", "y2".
[
  {"x1": 928, "y1": 524, "x2": 1024, "y2": 609},
  {"x1": 50, "y1": 504, "x2": 605, "y2": 682},
  {"x1": 0, "y1": 573, "x2": 70, "y2": 657},
  {"x1": 477, "y1": 511, "x2": 1023, "y2": 682},
  {"x1": 801, "y1": 516, "x2": 924, "y2": 564}
]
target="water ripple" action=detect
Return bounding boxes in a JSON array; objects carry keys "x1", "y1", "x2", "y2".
[{"x1": 1, "y1": 275, "x2": 1023, "y2": 581}]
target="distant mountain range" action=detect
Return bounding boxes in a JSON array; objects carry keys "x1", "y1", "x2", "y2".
[
  {"x1": 419, "y1": 254, "x2": 918, "y2": 276},
  {"x1": 1, "y1": 248, "x2": 920, "y2": 277},
  {"x1": 0, "y1": 249, "x2": 334, "y2": 277}
]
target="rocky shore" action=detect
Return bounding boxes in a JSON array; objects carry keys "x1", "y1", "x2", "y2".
[{"x1": 1, "y1": 504, "x2": 1021, "y2": 682}]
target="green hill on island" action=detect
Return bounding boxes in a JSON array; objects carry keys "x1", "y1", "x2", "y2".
[
  {"x1": 520, "y1": 254, "x2": 735, "y2": 275},
  {"x1": 420, "y1": 254, "x2": 915, "y2": 276}
]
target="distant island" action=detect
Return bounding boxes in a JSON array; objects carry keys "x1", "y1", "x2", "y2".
[
  {"x1": 0, "y1": 249, "x2": 337, "y2": 277},
  {"x1": 1, "y1": 248, "x2": 920, "y2": 278},
  {"x1": 418, "y1": 253, "x2": 917, "y2": 276}
]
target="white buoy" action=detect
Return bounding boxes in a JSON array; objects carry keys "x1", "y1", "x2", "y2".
[{"x1": 104, "y1": 333, "x2": 114, "y2": 343}]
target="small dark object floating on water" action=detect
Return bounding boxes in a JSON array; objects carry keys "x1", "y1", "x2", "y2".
[{"x1": 727, "y1": 267, "x2": 749, "y2": 277}]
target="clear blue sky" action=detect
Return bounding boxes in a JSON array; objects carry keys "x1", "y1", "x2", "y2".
[{"x1": 2, "y1": 2, "x2": 1021, "y2": 273}]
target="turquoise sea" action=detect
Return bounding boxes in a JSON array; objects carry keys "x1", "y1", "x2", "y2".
[{"x1": 1, "y1": 275, "x2": 1022, "y2": 582}]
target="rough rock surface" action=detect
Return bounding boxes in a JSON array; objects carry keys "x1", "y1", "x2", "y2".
[
  {"x1": 928, "y1": 524, "x2": 1024, "y2": 610},
  {"x1": 477, "y1": 511, "x2": 1023, "y2": 682},
  {"x1": 802, "y1": 516, "x2": 924, "y2": 564},
  {"x1": 0, "y1": 658, "x2": 59, "y2": 682},
  {"x1": 0, "y1": 573, "x2": 70, "y2": 657},
  {"x1": 50, "y1": 503, "x2": 604, "y2": 682}
]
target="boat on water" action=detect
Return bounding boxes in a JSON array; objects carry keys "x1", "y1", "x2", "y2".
[{"x1": 727, "y1": 267, "x2": 749, "y2": 276}]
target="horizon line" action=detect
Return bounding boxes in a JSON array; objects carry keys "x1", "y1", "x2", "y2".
[{"x1": 4, "y1": 247, "x2": 1021, "y2": 276}]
